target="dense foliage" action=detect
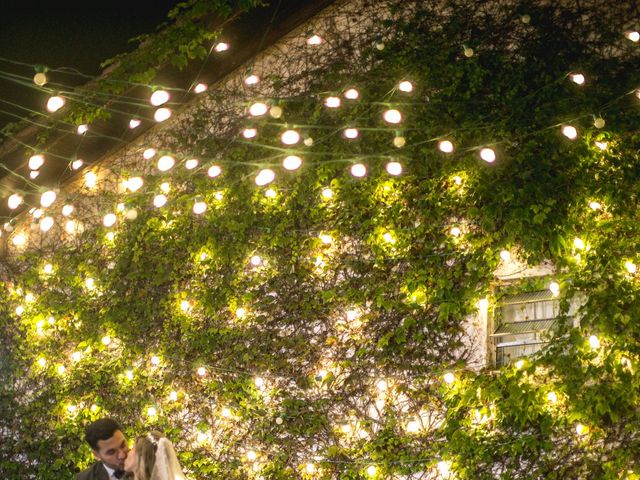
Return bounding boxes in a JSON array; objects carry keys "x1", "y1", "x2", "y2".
[{"x1": 1, "y1": 0, "x2": 640, "y2": 478}]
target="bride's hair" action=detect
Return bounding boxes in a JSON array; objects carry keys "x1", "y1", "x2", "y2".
[{"x1": 133, "y1": 431, "x2": 163, "y2": 480}]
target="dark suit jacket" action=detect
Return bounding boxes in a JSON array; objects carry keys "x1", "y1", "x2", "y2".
[{"x1": 76, "y1": 462, "x2": 133, "y2": 480}]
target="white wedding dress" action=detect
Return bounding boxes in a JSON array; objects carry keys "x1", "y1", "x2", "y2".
[{"x1": 150, "y1": 438, "x2": 185, "y2": 480}]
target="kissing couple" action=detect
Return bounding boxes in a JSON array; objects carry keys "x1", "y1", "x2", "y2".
[{"x1": 76, "y1": 418, "x2": 184, "y2": 480}]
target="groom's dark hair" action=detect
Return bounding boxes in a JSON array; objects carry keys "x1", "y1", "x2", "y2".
[{"x1": 85, "y1": 418, "x2": 123, "y2": 451}]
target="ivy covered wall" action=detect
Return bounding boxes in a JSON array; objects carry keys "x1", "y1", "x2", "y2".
[{"x1": 1, "y1": 0, "x2": 640, "y2": 478}]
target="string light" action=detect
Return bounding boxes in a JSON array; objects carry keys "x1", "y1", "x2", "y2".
[
  {"x1": 255, "y1": 169, "x2": 276, "y2": 186},
  {"x1": 101, "y1": 335, "x2": 111, "y2": 345},
  {"x1": 625, "y1": 261, "x2": 637, "y2": 274},
  {"x1": 244, "y1": 74, "x2": 260, "y2": 85},
  {"x1": 143, "y1": 148, "x2": 157, "y2": 159},
  {"x1": 625, "y1": 31, "x2": 640, "y2": 42},
  {"x1": 150, "y1": 90, "x2": 170, "y2": 106},
  {"x1": 8, "y1": 193, "x2": 23, "y2": 210},
  {"x1": 324, "y1": 96, "x2": 341, "y2": 108},
  {"x1": 33, "y1": 72, "x2": 47, "y2": 86},
  {"x1": 243, "y1": 128, "x2": 258, "y2": 139},
  {"x1": 129, "y1": 119, "x2": 141, "y2": 129},
  {"x1": 547, "y1": 391, "x2": 558, "y2": 403},
  {"x1": 40, "y1": 190, "x2": 57, "y2": 208},
  {"x1": 443, "y1": 372, "x2": 455, "y2": 384},
  {"x1": 589, "y1": 201, "x2": 602, "y2": 210},
  {"x1": 385, "y1": 161, "x2": 402, "y2": 175},
  {"x1": 103, "y1": 213, "x2": 117, "y2": 227},
  {"x1": 249, "y1": 102, "x2": 268, "y2": 116},
  {"x1": 40, "y1": 216, "x2": 54, "y2": 232},
  {"x1": 588, "y1": 335, "x2": 600, "y2": 350},
  {"x1": 193, "y1": 201, "x2": 207, "y2": 215},
  {"x1": 549, "y1": 282, "x2": 560, "y2": 297},
  {"x1": 593, "y1": 117, "x2": 605, "y2": 129},
  {"x1": 283, "y1": 155, "x2": 302, "y2": 170},
  {"x1": 194, "y1": 83, "x2": 208, "y2": 93},
  {"x1": 28, "y1": 154, "x2": 45, "y2": 170},
  {"x1": 573, "y1": 237, "x2": 585, "y2": 250},
  {"x1": 350, "y1": 163, "x2": 367, "y2": 177},
  {"x1": 306, "y1": 35, "x2": 323, "y2": 45},
  {"x1": 72, "y1": 159, "x2": 84, "y2": 170},
  {"x1": 562, "y1": 125, "x2": 578, "y2": 139},
  {"x1": 185, "y1": 159, "x2": 199, "y2": 170},
  {"x1": 344, "y1": 128, "x2": 359, "y2": 139},
  {"x1": 383, "y1": 109, "x2": 402, "y2": 124},
  {"x1": 160, "y1": 182, "x2": 170, "y2": 193},
  {"x1": 398, "y1": 80, "x2": 413, "y2": 92},
  {"x1": 12, "y1": 234, "x2": 26, "y2": 247},
  {"x1": 321, "y1": 188, "x2": 334, "y2": 199},
  {"x1": 450, "y1": 226, "x2": 461, "y2": 237},
  {"x1": 157, "y1": 155, "x2": 175, "y2": 172},
  {"x1": 344, "y1": 88, "x2": 359, "y2": 99},
  {"x1": 77, "y1": 124, "x2": 89, "y2": 135},
  {"x1": 208, "y1": 165, "x2": 222, "y2": 178},
  {"x1": 30, "y1": 171, "x2": 40, "y2": 179},
  {"x1": 270, "y1": 106, "x2": 282, "y2": 118},
  {"x1": 281, "y1": 130, "x2": 300, "y2": 145},
  {"x1": 197, "y1": 367, "x2": 207, "y2": 377},
  {"x1": 153, "y1": 194, "x2": 167, "y2": 208},
  {"x1": 214, "y1": 42, "x2": 229, "y2": 52},
  {"x1": 154, "y1": 108, "x2": 172, "y2": 122},
  {"x1": 570, "y1": 73, "x2": 585, "y2": 85},
  {"x1": 499, "y1": 250, "x2": 511, "y2": 262},
  {"x1": 366, "y1": 465, "x2": 377, "y2": 477},
  {"x1": 480, "y1": 147, "x2": 496, "y2": 163},
  {"x1": 126, "y1": 177, "x2": 144, "y2": 192},
  {"x1": 438, "y1": 140, "x2": 454, "y2": 153},
  {"x1": 46, "y1": 95, "x2": 65, "y2": 112}
]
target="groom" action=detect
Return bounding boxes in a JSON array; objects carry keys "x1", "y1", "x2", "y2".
[{"x1": 77, "y1": 418, "x2": 132, "y2": 480}]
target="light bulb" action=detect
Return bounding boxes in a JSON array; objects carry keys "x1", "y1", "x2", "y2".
[
  {"x1": 547, "y1": 391, "x2": 558, "y2": 403},
  {"x1": 143, "y1": 148, "x2": 157, "y2": 159},
  {"x1": 208, "y1": 165, "x2": 222, "y2": 178},
  {"x1": 169, "y1": 391, "x2": 178, "y2": 401},
  {"x1": 438, "y1": 140, "x2": 454, "y2": 153},
  {"x1": 101, "y1": 335, "x2": 111, "y2": 345},
  {"x1": 30, "y1": 171, "x2": 40, "y2": 179},
  {"x1": 255, "y1": 168, "x2": 276, "y2": 186},
  {"x1": 443, "y1": 372, "x2": 455, "y2": 384},
  {"x1": 570, "y1": 73, "x2": 585, "y2": 85},
  {"x1": 185, "y1": 159, "x2": 199, "y2": 170},
  {"x1": 193, "y1": 201, "x2": 207, "y2": 215},
  {"x1": 393, "y1": 136, "x2": 406, "y2": 148},
  {"x1": 244, "y1": 74, "x2": 260, "y2": 85},
  {"x1": 221, "y1": 407, "x2": 232, "y2": 418},
  {"x1": 250, "y1": 255, "x2": 262, "y2": 266},
  {"x1": 625, "y1": 261, "x2": 637, "y2": 274},
  {"x1": 344, "y1": 128, "x2": 359, "y2": 139},
  {"x1": 77, "y1": 124, "x2": 88, "y2": 135},
  {"x1": 382, "y1": 232, "x2": 395, "y2": 244},
  {"x1": 72, "y1": 159, "x2": 84, "y2": 170},
  {"x1": 32, "y1": 208, "x2": 43, "y2": 219},
  {"x1": 265, "y1": 187, "x2": 276, "y2": 199},
  {"x1": 46, "y1": 95, "x2": 65, "y2": 112},
  {"x1": 12, "y1": 234, "x2": 27, "y2": 247},
  {"x1": 40, "y1": 216, "x2": 54, "y2": 232},
  {"x1": 593, "y1": 117, "x2": 605, "y2": 129},
  {"x1": 153, "y1": 194, "x2": 167, "y2": 208},
  {"x1": 589, "y1": 201, "x2": 602, "y2": 210},
  {"x1": 129, "y1": 118, "x2": 141, "y2": 129},
  {"x1": 254, "y1": 376, "x2": 265, "y2": 388},
  {"x1": 16, "y1": 305, "x2": 25, "y2": 315},
  {"x1": 57, "y1": 365, "x2": 66, "y2": 375},
  {"x1": 515, "y1": 359, "x2": 525, "y2": 370},
  {"x1": 321, "y1": 188, "x2": 334, "y2": 199},
  {"x1": 376, "y1": 379, "x2": 388, "y2": 392},
  {"x1": 84, "y1": 171, "x2": 97, "y2": 188},
  {"x1": 562, "y1": 125, "x2": 578, "y2": 140},
  {"x1": 398, "y1": 80, "x2": 413, "y2": 92},
  {"x1": 40, "y1": 190, "x2": 57, "y2": 208},
  {"x1": 8, "y1": 193, "x2": 23, "y2": 209},
  {"x1": 62, "y1": 205, "x2": 75, "y2": 217},
  {"x1": 194, "y1": 83, "x2": 208, "y2": 94},
  {"x1": 281, "y1": 130, "x2": 300, "y2": 145},
  {"x1": 236, "y1": 307, "x2": 247, "y2": 319},
  {"x1": 33, "y1": 72, "x2": 47, "y2": 86},
  {"x1": 127, "y1": 177, "x2": 144, "y2": 192},
  {"x1": 595, "y1": 141, "x2": 608, "y2": 150},
  {"x1": 249, "y1": 102, "x2": 268, "y2": 116},
  {"x1": 367, "y1": 465, "x2": 377, "y2": 477},
  {"x1": 246, "y1": 450, "x2": 257, "y2": 462},
  {"x1": 319, "y1": 234, "x2": 332, "y2": 244},
  {"x1": 180, "y1": 300, "x2": 191, "y2": 312},
  {"x1": 500, "y1": 250, "x2": 511, "y2": 262},
  {"x1": 160, "y1": 182, "x2": 170, "y2": 193},
  {"x1": 157, "y1": 155, "x2": 175, "y2": 172},
  {"x1": 383, "y1": 109, "x2": 402, "y2": 124},
  {"x1": 147, "y1": 407, "x2": 157, "y2": 417},
  {"x1": 102, "y1": 213, "x2": 116, "y2": 228},
  {"x1": 576, "y1": 423, "x2": 587, "y2": 436},
  {"x1": 589, "y1": 335, "x2": 600, "y2": 349},
  {"x1": 242, "y1": 128, "x2": 257, "y2": 139},
  {"x1": 150, "y1": 90, "x2": 170, "y2": 106},
  {"x1": 150, "y1": 355, "x2": 160, "y2": 366},
  {"x1": 346, "y1": 309, "x2": 359, "y2": 321},
  {"x1": 549, "y1": 282, "x2": 560, "y2": 297},
  {"x1": 306, "y1": 35, "x2": 322, "y2": 45},
  {"x1": 283, "y1": 155, "x2": 302, "y2": 170},
  {"x1": 480, "y1": 147, "x2": 496, "y2": 163},
  {"x1": 154, "y1": 108, "x2": 172, "y2": 122},
  {"x1": 350, "y1": 163, "x2": 367, "y2": 177},
  {"x1": 72, "y1": 351, "x2": 82, "y2": 362},
  {"x1": 324, "y1": 96, "x2": 341, "y2": 108},
  {"x1": 626, "y1": 31, "x2": 640, "y2": 42},
  {"x1": 43, "y1": 263, "x2": 54, "y2": 274},
  {"x1": 270, "y1": 106, "x2": 282, "y2": 118},
  {"x1": 385, "y1": 161, "x2": 402, "y2": 175},
  {"x1": 464, "y1": 47, "x2": 474, "y2": 57},
  {"x1": 573, "y1": 237, "x2": 585, "y2": 250},
  {"x1": 450, "y1": 226, "x2": 461, "y2": 237},
  {"x1": 214, "y1": 42, "x2": 229, "y2": 52},
  {"x1": 406, "y1": 420, "x2": 420, "y2": 433},
  {"x1": 29, "y1": 154, "x2": 45, "y2": 170},
  {"x1": 197, "y1": 367, "x2": 206, "y2": 377},
  {"x1": 344, "y1": 88, "x2": 359, "y2": 100},
  {"x1": 305, "y1": 463, "x2": 315, "y2": 474}
]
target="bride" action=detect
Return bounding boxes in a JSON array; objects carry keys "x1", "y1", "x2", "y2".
[{"x1": 124, "y1": 431, "x2": 185, "y2": 480}]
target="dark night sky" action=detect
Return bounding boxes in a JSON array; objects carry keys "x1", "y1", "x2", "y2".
[{"x1": 0, "y1": 0, "x2": 182, "y2": 130}]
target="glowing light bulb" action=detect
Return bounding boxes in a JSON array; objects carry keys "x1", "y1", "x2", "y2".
[
  {"x1": 150, "y1": 90, "x2": 170, "y2": 106},
  {"x1": 570, "y1": 73, "x2": 585, "y2": 85},
  {"x1": 12, "y1": 234, "x2": 27, "y2": 247},
  {"x1": 8, "y1": 193, "x2": 23, "y2": 209},
  {"x1": 249, "y1": 102, "x2": 268, "y2": 116},
  {"x1": 437, "y1": 461, "x2": 451, "y2": 477},
  {"x1": 242, "y1": 128, "x2": 257, "y2": 139},
  {"x1": 214, "y1": 42, "x2": 229, "y2": 52},
  {"x1": 160, "y1": 182, "x2": 170, "y2": 193},
  {"x1": 398, "y1": 81, "x2": 414, "y2": 93},
  {"x1": 500, "y1": 250, "x2": 511, "y2": 262},
  {"x1": 626, "y1": 31, "x2": 640, "y2": 42},
  {"x1": 594, "y1": 117, "x2": 605, "y2": 129},
  {"x1": 245, "y1": 74, "x2": 260, "y2": 85},
  {"x1": 438, "y1": 140, "x2": 454, "y2": 153},
  {"x1": 246, "y1": 450, "x2": 257, "y2": 461},
  {"x1": 197, "y1": 367, "x2": 206, "y2": 377},
  {"x1": 281, "y1": 130, "x2": 300, "y2": 145},
  {"x1": 57, "y1": 365, "x2": 66, "y2": 375},
  {"x1": 62, "y1": 204, "x2": 74, "y2": 216},
  {"x1": 77, "y1": 124, "x2": 88, "y2": 135},
  {"x1": 254, "y1": 376, "x2": 265, "y2": 388},
  {"x1": 193, "y1": 201, "x2": 207, "y2": 215},
  {"x1": 376, "y1": 379, "x2": 388, "y2": 392},
  {"x1": 515, "y1": 359, "x2": 525, "y2": 370},
  {"x1": 255, "y1": 168, "x2": 276, "y2": 186},
  {"x1": 40, "y1": 216, "x2": 54, "y2": 232},
  {"x1": 283, "y1": 155, "x2": 302, "y2": 170},
  {"x1": 143, "y1": 148, "x2": 156, "y2": 159},
  {"x1": 385, "y1": 161, "x2": 402, "y2": 175},
  {"x1": 589, "y1": 201, "x2": 602, "y2": 210},
  {"x1": 393, "y1": 136, "x2": 406, "y2": 148},
  {"x1": 208, "y1": 165, "x2": 222, "y2": 178},
  {"x1": 67, "y1": 404, "x2": 77, "y2": 413},
  {"x1": 46, "y1": 95, "x2": 65, "y2": 112},
  {"x1": 221, "y1": 407, "x2": 232, "y2": 418},
  {"x1": 382, "y1": 232, "x2": 395, "y2": 244},
  {"x1": 129, "y1": 119, "x2": 141, "y2": 129},
  {"x1": 154, "y1": 107, "x2": 172, "y2": 122},
  {"x1": 103, "y1": 213, "x2": 116, "y2": 228},
  {"x1": 589, "y1": 335, "x2": 600, "y2": 349},
  {"x1": 576, "y1": 423, "x2": 587, "y2": 436},
  {"x1": 319, "y1": 234, "x2": 332, "y2": 244},
  {"x1": 84, "y1": 172, "x2": 97, "y2": 188},
  {"x1": 250, "y1": 255, "x2": 262, "y2": 266},
  {"x1": 180, "y1": 300, "x2": 191, "y2": 312},
  {"x1": 194, "y1": 83, "x2": 208, "y2": 93},
  {"x1": 214, "y1": 191, "x2": 224, "y2": 201},
  {"x1": 324, "y1": 96, "x2": 341, "y2": 108},
  {"x1": 344, "y1": 128, "x2": 359, "y2": 139},
  {"x1": 595, "y1": 141, "x2": 608, "y2": 150},
  {"x1": 157, "y1": 155, "x2": 175, "y2": 172},
  {"x1": 15, "y1": 305, "x2": 24, "y2": 315},
  {"x1": 625, "y1": 261, "x2": 637, "y2": 274},
  {"x1": 367, "y1": 465, "x2": 377, "y2": 477},
  {"x1": 182, "y1": 159, "x2": 198, "y2": 170},
  {"x1": 72, "y1": 159, "x2": 84, "y2": 170},
  {"x1": 321, "y1": 188, "x2": 334, "y2": 199},
  {"x1": 270, "y1": 106, "x2": 282, "y2": 118},
  {"x1": 43, "y1": 263, "x2": 54, "y2": 274},
  {"x1": 30, "y1": 171, "x2": 40, "y2": 179},
  {"x1": 406, "y1": 420, "x2": 420, "y2": 433},
  {"x1": 29, "y1": 154, "x2": 45, "y2": 170},
  {"x1": 383, "y1": 109, "x2": 402, "y2": 124},
  {"x1": 305, "y1": 463, "x2": 315, "y2": 474},
  {"x1": 562, "y1": 125, "x2": 578, "y2": 139},
  {"x1": 236, "y1": 307, "x2": 247, "y2": 319},
  {"x1": 350, "y1": 163, "x2": 367, "y2": 177},
  {"x1": 169, "y1": 391, "x2": 178, "y2": 401},
  {"x1": 344, "y1": 88, "x2": 359, "y2": 99},
  {"x1": 126, "y1": 177, "x2": 144, "y2": 192},
  {"x1": 150, "y1": 355, "x2": 160, "y2": 366},
  {"x1": 153, "y1": 194, "x2": 167, "y2": 208},
  {"x1": 346, "y1": 309, "x2": 359, "y2": 321},
  {"x1": 450, "y1": 226, "x2": 461, "y2": 237},
  {"x1": 71, "y1": 351, "x2": 82, "y2": 362},
  {"x1": 101, "y1": 335, "x2": 111, "y2": 345},
  {"x1": 33, "y1": 72, "x2": 47, "y2": 86},
  {"x1": 32, "y1": 209, "x2": 43, "y2": 219},
  {"x1": 147, "y1": 407, "x2": 157, "y2": 417},
  {"x1": 480, "y1": 147, "x2": 496, "y2": 163},
  {"x1": 573, "y1": 237, "x2": 585, "y2": 250},
  {"x1": 549, "y1": 282, "x2": 560, "y2": 297},
  {"x1": 443, "y1": 372, "x2": 455, "y2": 384},
  {"x1": 547, "y1": 391, "x2": 558, "y2": 403},
  {"x1": 265, "y1": 187, "x2": 276, "y2": 199},
  {"x1": 306, "y1": 35, "x2": 322, "y2": 45},
  {"x1": 40, "y1": 190, "x2": 56, "y2": 208}
]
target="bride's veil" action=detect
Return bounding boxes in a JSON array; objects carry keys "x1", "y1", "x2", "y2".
[{"x1": 150, "y1": 437, "x2": 185, "y2": 480}]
